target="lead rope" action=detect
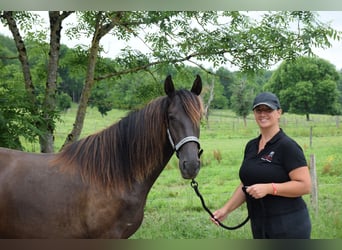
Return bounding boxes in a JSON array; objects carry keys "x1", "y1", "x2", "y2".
[{"x1": 190, "y1": 179, "x2": 250, "y2": 230}]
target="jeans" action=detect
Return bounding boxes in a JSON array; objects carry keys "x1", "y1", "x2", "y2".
[{"x1": 250, "y1": 208, "x2": 311, "y2": 239}]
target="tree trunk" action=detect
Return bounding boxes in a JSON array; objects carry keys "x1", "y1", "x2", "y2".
[
  {"x1": 3, "y1": 12, "x2": 37, "y2": 106},
  {"x1": 61, "y1": 12, "x2": 119, "y2": 150},
  {"x1": 3, "y1": 12, "x2": 41, "y2": 151},
  {"x1": 39, "y1": 11, "x2": 72, "y2": 153},
  {"x1": 4, "y1": 11, "x2": 73, "y2": 152},
  {"x1": 38, "y1": 11, "x2": 72, "y2": 152},
  {"x1": 204, "y1": 80, "x2": 214, "y2": 129},
  {"x1": 306, "y1": 113, "x2": 310, "y2": 121},
  {"x1": 62, "y1": 40, "x2": 100, "y2": 149}
]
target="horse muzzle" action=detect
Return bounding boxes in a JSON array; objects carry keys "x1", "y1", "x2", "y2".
[
  {"x1": 167, "y1": 129, "x2": 203, "y2": 179},
  {"x1": 180, "y1": 159, "x2": 201, "y2": 179}
]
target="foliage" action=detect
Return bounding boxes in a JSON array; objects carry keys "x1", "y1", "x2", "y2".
[
  {"x1": 338, "y1": 69, "x2": 342, "y2": 104},
  {"x1": 0, "y1": 79, "x2": 42, "y2": 149},
  {"x1": 210, "y1": 81, "x2": 228, "y2": 109},
  {"x1": 58, "y1": 44, "x2": 86, "y2": 103},
  {"x1": 0, "y1": 11, "x2": 73, "y2": 152},
  {"x1": 0, "y1": 11, "x2": 341, "y2": 151},
  {"x1": 0, "y1": 39, "x2": 43, "y2": 149},
  {"x1": 265, "y1": 56, "x2": 341, "y2": 120},
  {"x1": 215, "y1": 67, "x2": 236, "y2": 107},
  {"x1": 230, "y1": 78, "x2": 254, "y2": 126},
  {"x1": 89, "y1": 84, "x2": 114, "y2": 117},
  {"x1": 56, "y1": 92, "x2": 72, "y2": 112}
]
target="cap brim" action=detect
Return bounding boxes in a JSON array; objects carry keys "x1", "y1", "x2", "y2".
[{"x1": 252, "y1": 102, "x2": 277, "y2": 110}]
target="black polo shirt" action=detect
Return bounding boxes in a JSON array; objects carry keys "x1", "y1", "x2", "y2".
[{"x1": 239, "y1": 129, "x2": 308, "y2": 218}]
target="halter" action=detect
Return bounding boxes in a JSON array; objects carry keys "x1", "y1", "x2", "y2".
[{"x1": 167, "y1": 128, "x2": 203, "y2": 158}]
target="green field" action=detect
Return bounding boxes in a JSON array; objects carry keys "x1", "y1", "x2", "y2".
[{"x1": 24, "y1": 106, "x2": 342, "y2": 239}]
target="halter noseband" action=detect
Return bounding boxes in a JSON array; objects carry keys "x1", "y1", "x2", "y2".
[{"x1": 167, "y1": 128, "x2": 203, "y2": 158}]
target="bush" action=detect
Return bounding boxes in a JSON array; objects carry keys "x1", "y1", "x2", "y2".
[{"x1": 57, "y1": 92, "x2": 72, "y2": 112}]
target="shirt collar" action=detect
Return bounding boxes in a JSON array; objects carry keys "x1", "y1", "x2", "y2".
[{"x1": 258, "y1": 128, "x2": 284, "y2": 146}]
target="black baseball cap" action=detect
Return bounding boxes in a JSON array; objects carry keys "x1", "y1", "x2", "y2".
[{"x1": 252, "y1": 92, "x2": 281, "y2": 110}]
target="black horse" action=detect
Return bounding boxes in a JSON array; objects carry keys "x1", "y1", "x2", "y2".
[{"x1": 0, "y1": 75, "x2": 203, "y2": 238}]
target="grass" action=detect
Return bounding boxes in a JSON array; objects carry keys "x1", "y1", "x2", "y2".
[{"x1": 23, "y1": 106, "x2": 342, "y2": 239}]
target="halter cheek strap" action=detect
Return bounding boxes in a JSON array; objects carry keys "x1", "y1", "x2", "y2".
[{"x1": 167, "y1": 129, "x2": 203, "y2": 157}]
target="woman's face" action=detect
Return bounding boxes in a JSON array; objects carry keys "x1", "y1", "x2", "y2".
[{"x1": 253, "y1": 105, "x2": 282, "y2": 129}]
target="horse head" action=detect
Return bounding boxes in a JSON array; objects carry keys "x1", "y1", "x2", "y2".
[{"x1": 164, "y1": 75, "x2": 203, "y2": 179}]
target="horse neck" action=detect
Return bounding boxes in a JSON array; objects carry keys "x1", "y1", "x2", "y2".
[
  {"x1": 119, "y1": 98, "x2": 176, "y2": 194},
  {"x1": 142, "y1": 143, "x2": 174, "y2": 192},
  {"x1": 108, "y1": 98, "x2": 174, "y2": 193},
  {"x1": 53, "y1": 97, "x2": 176, "y2": 196}
]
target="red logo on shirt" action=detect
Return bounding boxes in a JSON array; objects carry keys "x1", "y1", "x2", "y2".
[{"x1": 261, "y1": 151, "x2": 275, "y2": 162}]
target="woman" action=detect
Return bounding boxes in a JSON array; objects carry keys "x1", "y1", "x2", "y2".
[{"x1": 211, "y1": 92, "x2": 312, "y2": 239}]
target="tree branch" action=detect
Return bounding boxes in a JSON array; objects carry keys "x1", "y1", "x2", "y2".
[{"x1": 95, "y1": 49, "x2": 231, "y2": 81}]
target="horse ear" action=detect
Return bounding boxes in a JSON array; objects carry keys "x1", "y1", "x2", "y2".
[
  {"x1": 164, "y1": 75, "x2": 175, "y2": 97},
  {"x1": 191, "y1": 75, "x2": 202, "y2": 95}
]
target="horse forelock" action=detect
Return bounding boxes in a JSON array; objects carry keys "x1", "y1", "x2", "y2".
[
  {"x1": 176, "y1": 89, "x2": 204, "y2": 125},
  {"x1": 53, "y1": 90, "x2": 203, "y2": 193}
]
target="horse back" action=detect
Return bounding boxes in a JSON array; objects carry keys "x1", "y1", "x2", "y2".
[{"x1": 0, "y1": 146, "x2": 49, "y2": 167}]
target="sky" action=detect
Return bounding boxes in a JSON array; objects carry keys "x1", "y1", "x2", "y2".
[
  {"x1": 310, "y1": 11, "x2": 342, "y2": 70},
  {"x1": 1, "y1": 11, "x2": 342, "y2": 71}
]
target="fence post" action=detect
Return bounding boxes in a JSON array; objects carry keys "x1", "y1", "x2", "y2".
[
  {"x1": 310, "y1": 154, "x2": 318, "y2": 215},
  {"x1": 336, "y1": 116, "x2": 340, "y2": 128}
]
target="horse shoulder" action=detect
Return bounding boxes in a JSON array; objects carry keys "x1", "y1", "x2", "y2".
[{"x1": 81, "y1": 188, "x2": 147, "y2": 238}]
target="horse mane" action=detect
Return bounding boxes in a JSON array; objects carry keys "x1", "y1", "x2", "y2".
[{"x1": 52, "y1": 89, "x2": 203, "y2": 193}]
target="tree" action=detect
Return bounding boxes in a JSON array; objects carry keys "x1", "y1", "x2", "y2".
[
  {"x1": 215, "y1": 67, "x2": 236, "y2": 108},
  {"x1": 58, "y1": 44, "x2": 85, "y2": 103},
  {"x1": 230, "y1": 78, "x2": 254, "y2": 127},
  {"x1": 338, "y1": 70, "x2": 342, "y2": 105},
  {"x1": 0, "y1": 69, "x2": 39, "y2": 149},
  {"x1": 1, "y1": 11, "x2": 340, "y2": 151},
  {"x1": 61, "y1": 11, "x2": 121, "y2": 148},
  {"x1": 265, "y1": 56, "x2": 341, "y2": 120},
  {"x1": 1, "y1": 11, "x2": 73, "y2": 152}
]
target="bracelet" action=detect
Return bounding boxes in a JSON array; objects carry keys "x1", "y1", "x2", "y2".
[{"x1": 271, "y1": 183, "x2": 277, "y2": 195}]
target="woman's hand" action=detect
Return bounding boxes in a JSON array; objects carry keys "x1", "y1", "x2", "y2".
[
  {"x1": 246, "y1": 184, "x2": 272, "y2": 199},
  {"x1": 210, "y1": 208, "x2": 228, "y2": 226},
  {"x1": 210, "y1": 183, "x2": 247, "y2": 226}
]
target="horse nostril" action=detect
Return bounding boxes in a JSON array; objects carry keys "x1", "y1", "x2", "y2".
[{"x1": 182, "y1": 160, "x2": 200, "y2": 178}]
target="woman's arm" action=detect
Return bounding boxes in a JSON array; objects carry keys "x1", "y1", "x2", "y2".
[
  {"x1": 246, "y1": 166, "x2": 311, "y2": 199},
  {"x1": 211, "y1": 183, "x2": 246, "y2": 225}
]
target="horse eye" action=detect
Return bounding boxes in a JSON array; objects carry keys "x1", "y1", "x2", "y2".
[{"x1": 168, "y1": 114, "x2": 176, "y2": 121}]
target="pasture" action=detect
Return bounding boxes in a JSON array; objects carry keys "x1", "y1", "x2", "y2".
[{"x1": 24, "y1": 106, "x2": 342, "y2": 239}]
